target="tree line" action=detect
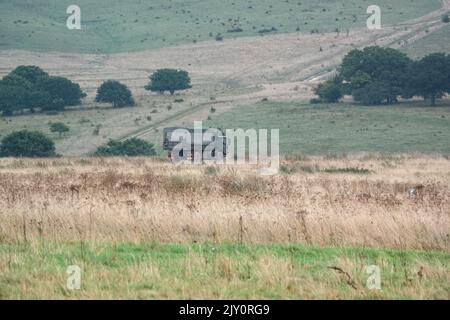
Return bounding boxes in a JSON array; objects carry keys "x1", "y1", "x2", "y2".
[
  {"x1": 314, "y1": 46, "x2": 450, "y2": 106},
  {"x1": 0, "y1": 66, "x2": 192, "y2": 116},
  {"x1": 0, "y1": 129, "x2": 156, "y2": 158}
]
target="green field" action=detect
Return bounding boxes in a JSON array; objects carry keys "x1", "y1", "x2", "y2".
[
  {"x1": 208, "y1": 101, "x2": 450, "y2": 155},
  {"x1": 0, "y1": 242, "x2": 448, "y2": 299},
  {"x1": 0, "y1": 0, "x2": 441, "y2": 53},
  {"x1": 1, "y1": 100, "x2": 449, "y2": 156}
]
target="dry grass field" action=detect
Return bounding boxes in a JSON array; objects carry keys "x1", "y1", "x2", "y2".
[
  {"x1": 0, "y1": 154, "x2": 449, "y2": 250},
  {"x1": 1, "y1": 1, "x2": 450, "y2": 299},
  {"x1": 0, "y1": 154, "x2": 449, "y2": 299}
]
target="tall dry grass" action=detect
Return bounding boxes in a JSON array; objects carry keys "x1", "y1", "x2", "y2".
[{"x1": 0, "y1": 154, "x2": 449, "y2": 251}]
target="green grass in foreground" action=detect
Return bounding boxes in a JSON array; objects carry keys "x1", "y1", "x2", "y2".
[
  {"x1": 0, "y1": 242, "x2": 448, "y2": 299},
  {"x1": 0, "y1": 0, "x2": 441, "y2": 53},
  {"x1": 208, "y1": 101, "x2": 450, "y2": 155}
]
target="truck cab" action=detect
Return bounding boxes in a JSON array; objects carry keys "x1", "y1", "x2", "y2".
[{"x1": 163, "y1": 127, "x2": 227, "y2": 162}]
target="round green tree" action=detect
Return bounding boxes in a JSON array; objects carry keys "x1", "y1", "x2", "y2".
[
  {"x1": 49, "y1": 122, "x2": 70, "y2": 137},
  {"x1": 0, "y1": 130, "x2": 56, "y2": 157},
  {"x1": 145, "y1": 69, "x2": 192, "y2": 95},
  {"x1": 95, "y1": 80, "x2": 135, "y2": 107},
  {"x1": 340, "y1": 46, "x2": 411, "y2": 104},
  {"x1": 10, "y1": 66, "x2": 49, "y2": 84}
]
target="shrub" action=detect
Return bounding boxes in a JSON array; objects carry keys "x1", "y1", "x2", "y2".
[
  {"x1": 442, "y1": 14, "x2": 449, "y2": 23},
  {"x1": 94, "y1": 138, "x2": 156, "y2": 156},
  {"x1": 218, "y1": 175, "x2": 267, "y2": 196},
  {"x1": 258, "y1": 27, "x2": 277, "y2": 34},
  {"x1": 49, "y1": 122, "x2": 70, "y2": 137},
  {"x1": 314, "y1": 79, "x2": 343, "y2": 103},
  {"x1": 353, "y1": 82, "x2": 390, "y2": 105},
  {"x1": 0, "y1": 130, "x2": 56, "y2": 157},
  {"x1": 227, "y1": 27, "x2": 243, "y2": 33},
  {"x1": 322, "y1": 167, "x2": 371, "y2": 174}
]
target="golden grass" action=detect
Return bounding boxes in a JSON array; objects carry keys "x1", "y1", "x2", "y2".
[{"x1": 0, "y1": 153, "x2": 448, "y2": 251}]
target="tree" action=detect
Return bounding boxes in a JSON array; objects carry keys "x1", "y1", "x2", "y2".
[
  {"x1": 314, "y1": 78, "x2": 343, "y2": 103},
  {"x1": 1, "y1": 73, "x2": 34, "y2": 89},
  {"x1": 94, "y1": 138, "x2": 156, "y2": 156},
  {"x1": 95, "y1": 80, "x2": 135, "y2": 107},
  {"x1": 352, "y1": 81, "x2": 390, "y2": 105},
  {"x1": 404, "y1": 53, "x2": 450, "y2": 106},
  {"x1": 49, "y1": 122, "x2": 70, "y2": 137},
  {"x1": 0, "y1": 66, "x2": 85, "y2": 114},
  {"x1": 0, "y1": 84, "x2": 28, "y2": 116},
  {"x1": 339, "y1": 46, "x2": 412, "y2": 104},
  {"x1": 9, "y1": 66, "x2": 49, "y2": 84},
  {"x1": 38, "y1": 76, "x2": 86, "y2": 110},
  {"x1": 145, "y1": 69, "x2": 192, "y2": 95},
  {"x1": 0, "y1": 130, "x2": 56, "y2": 157}
]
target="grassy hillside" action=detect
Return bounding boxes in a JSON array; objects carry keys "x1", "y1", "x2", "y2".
[
  {"x1": 0, "y1": 0, "x2": 441, "y2": 53},
  {"x1": 1, "y1": 242, "x2": 448, "y2": 299},
  {"x1": 402, "y1": 23, "x2": 450, "y2": 58},
  {"x1": 208, "y1": 101, "x2": 450, "y2": 155},
  {"x1": 1, "y1": 100, "x2": 449, "y2": 156}
]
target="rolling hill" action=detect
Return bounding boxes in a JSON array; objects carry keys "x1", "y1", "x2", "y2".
[
  {"x1": 0, "y1": 0, "x2": 442, "y2": 53},
  {"x1": 0, "y1": 0, "x2": 449, "y2": 156}
]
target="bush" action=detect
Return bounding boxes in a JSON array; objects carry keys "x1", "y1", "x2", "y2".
[
  {"x1": 227, "y1": 27, "x2": 243, "y2": 33},
  {"x1": 442, "y1": 14, "x2": 450, "y2": 23},
  {"x1": 0, "y1": 130, "x2": 56, "y2": 157},
  {"x1": 49, "y1": 122, "x2": 70, "y2": 137},
  {"x1": 95, "y1": 80, "x2": 135, "y2": 107},
  {"x1": 353, "y1": 82, "x2": 390, "y2": 105},
  {"x1": 94, "y1": 138, "x2": 156, "y2": 156},
  {"x1": 314, "y1": 79, "x2": 343, "y2": 103}
]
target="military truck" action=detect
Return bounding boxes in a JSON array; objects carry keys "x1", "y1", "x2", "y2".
[{"x1": 163, "y1": 127, "x2": 227, "y2": 161}]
